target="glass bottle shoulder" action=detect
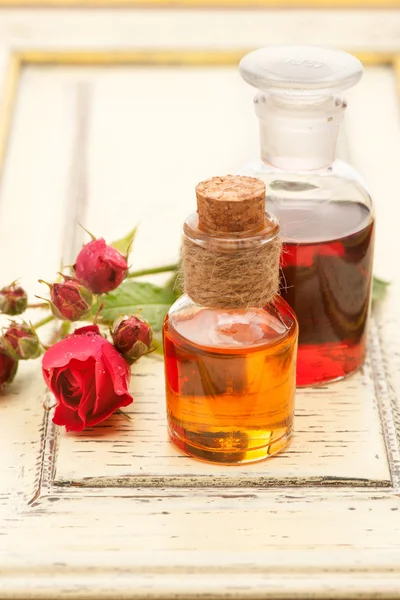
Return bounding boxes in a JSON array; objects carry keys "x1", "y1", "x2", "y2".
[
  {"x1": 239, "y1": 159, "x2": 374, "y2": 244},
  {"x1": 165, "y1": 293, "x2": 298, "y2": 353}
]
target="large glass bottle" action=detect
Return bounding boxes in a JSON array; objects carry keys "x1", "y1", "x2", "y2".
[
  {"x1": 239, "y1": 46, "x2": 374, "y2": 387},
  {"x1": 163, "y1": 175, "x2": 298, "y2": 464}
]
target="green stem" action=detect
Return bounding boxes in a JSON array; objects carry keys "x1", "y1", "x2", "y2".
[
  {"x1": 33, "y1": 315, "x2": 55, "y2": 329},
  {"x1": 28, "y1": 302, "x2": 48, "y2": 309},
  {"x1": 116, "y1": 408, "x2": 132, "y2": 421},
  {"x1": 49, "y1": 320, "x2": 71, "y2": 345},
  {"x1": 126, "y1": 264, "x2": 178, "y2": 279},
  {"x1": 60, "y1": 321, "x2": 72, "y2": 337}
]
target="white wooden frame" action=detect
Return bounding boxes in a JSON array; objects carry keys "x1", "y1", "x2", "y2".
[
  {"x1": 0, "y1": 0, "x2": 398, "y2": 9},
  {"x1": 1, "y1": 9, "x2": 400, "y2": 598}
]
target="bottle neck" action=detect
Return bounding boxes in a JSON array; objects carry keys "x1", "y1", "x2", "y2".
[{"x1": 255, "y1": 93, "x2": 346, "y2": 171}]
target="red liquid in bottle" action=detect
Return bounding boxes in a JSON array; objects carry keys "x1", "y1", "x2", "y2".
[{"x1": 269, "y1": 200, "x2": 374, "y2": 386}]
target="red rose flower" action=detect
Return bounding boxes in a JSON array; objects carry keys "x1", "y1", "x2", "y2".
[
  {"x1": 4, "y1": 321, "x2": 41, "y2": 360},
  {"x1": 49, "y1": 277, "x2": 93, "y2": 321},
  {"x1": 0, "y1": 283, "x2": 28, "y2": 316},
  {"x1": 42, "y1": 325, "x2": 133, "y2": 432},
  {"x1": 111, "y1": 315, "x2": 153, "y2": 364},
  {"x1": 74, "y1": 239, "x2": 128, "y2": 294},
  {"x1": 0, "y1": 342, "x2": 18, "y2": 386}
]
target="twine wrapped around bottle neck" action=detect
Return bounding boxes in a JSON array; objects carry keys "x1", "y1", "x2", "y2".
[{"x1": 183, "y1": 175, "x2": 282, "y2": 309}]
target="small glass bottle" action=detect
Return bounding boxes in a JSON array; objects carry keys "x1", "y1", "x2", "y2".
[
  {"x1": 163, "y1": 175, "x2": 298, "y2": 464},
  {"x1": 239, "y1": 46, "x2": 375, "y2": 387}
]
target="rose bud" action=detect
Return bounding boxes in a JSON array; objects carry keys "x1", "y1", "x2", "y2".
[
  {"x1": 0, "y1": 340, "x2": 18, "y2": 386},
  {"x1": 111, "y1": 315, "x2": 153, "y2": 364},
  {"x1": 4, "y1": 321, "x2": 41, "y2": 360},
  {"x1": 0, "y1": 283, "x2": 28, "y2": 316},
  {"x1": 49, "y1": 278, "x2": 93, "y2": 322},
  {"x1": 74, "y1": 239, "x2": 128, "y2": 294},
  {"x1": 42, "y1": 324, "x2": 133, "y2": 432}
]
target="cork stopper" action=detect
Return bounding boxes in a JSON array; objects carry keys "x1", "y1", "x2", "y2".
[
  {"x1": 184, "y1": 174, "x2": 281, "y2": 309},
  {"x1": 196, "y1": 175, "x2": 266, "y2": 233}
]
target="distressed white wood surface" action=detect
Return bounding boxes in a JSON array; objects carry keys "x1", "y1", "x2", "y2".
[
  {"x1": 1, "y1": 9, "x2": 400, "y2": 599},
  {"x1": 0, "y1": 9, "x2": 399, "y2": 51},
  {"x1": 2, "y1": 491, "x2": 400, "y2": 598},
  {"x1": 55, "y1": 356, "x2": 390, "y2": 486}
]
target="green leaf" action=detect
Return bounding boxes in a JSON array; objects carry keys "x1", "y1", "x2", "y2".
[
  {"x1": 97, "y1": 280, "x2": 176, "y2": 331},
  {"x1": 149, "y1": 330, "x2": 164, "y2": 356},
  {"x1": 111, "y1": 226, "x2": 138, "y2": 256},
  {"x1": 163, "y1": 265, "x2": 183, "y2": 299},
  {"x1": 372, "y1": 276, "x2": 390, "y2": 304}
]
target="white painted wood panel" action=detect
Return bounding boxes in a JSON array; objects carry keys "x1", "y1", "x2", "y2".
[
  {"x1": 345, "y1": 68, "x2": 400, "y2": 281},
  {"x1": 3, "y1": 491, "x2": 400, "y2": 598},
  {"x1": 55, "y1": 356, "x2": 390, "y2": 486},
  {"x1": 15, "y1": 64, "x2": 396, "y2": 275},
  {"x1": 0, "y1": 66, "x2": 78, "y2": 290},
  {"x1": 0, "y1": 362, "x2": 45, "y2": 509},
  {"x1": 0, "y1": 57, "x2": 78, "y2": 509},
  {"x1": 0, "y1": 9, "x2": 399, "y2": 51}
]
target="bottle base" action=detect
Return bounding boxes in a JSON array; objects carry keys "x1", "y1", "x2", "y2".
[
  {"x1": 296, "y1": 340, "x2": 366, "y2": 387},
  {"x1": 168, "y1": 425, "x2": 292, "y2": 465},
  {"x1": 296, "y1": 366, "x2": 361, "y2": 388}
]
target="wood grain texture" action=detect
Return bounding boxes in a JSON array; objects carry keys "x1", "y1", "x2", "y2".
[
  {"x1": 0, "y1": 59, "x2": 96, "y2": 507},
  {"x1": 53, "y1": 354, "x2": 391, "y2": 488},
  {"x1": 1, "y1": 10, "x2": 400, "y2": 599},
  {"x1": 0, "y1": 50, "x2": 18, "y2": 178},
  {"x1": 0, "y1": 10, "x2": 398, "y2": 52},
  {"x1": 3, "y1": 490, "x2": 400, "y2": 598},
  {"x1": 0, "y1": 0, "x2": 397, "y2": 9}
]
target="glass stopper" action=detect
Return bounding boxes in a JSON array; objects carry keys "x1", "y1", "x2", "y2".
[{"x1": 239, "y1": 46, "x2": 363, "y2": 97}]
